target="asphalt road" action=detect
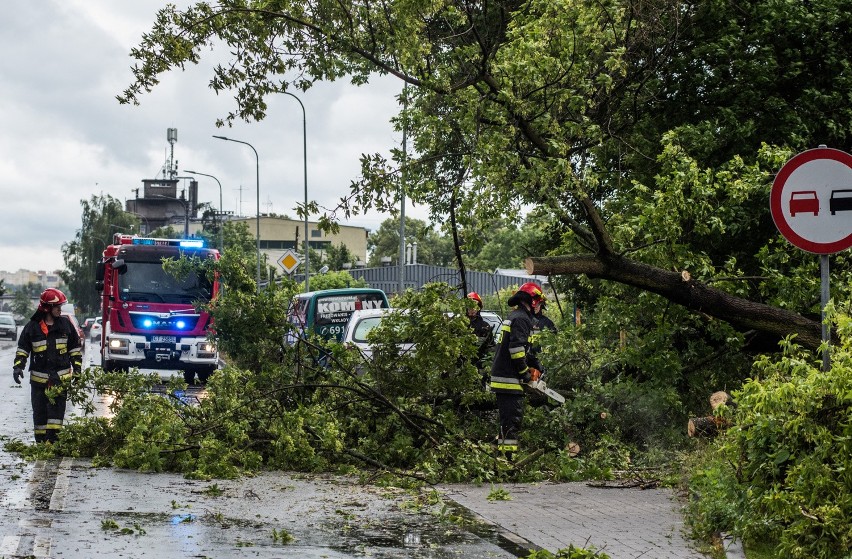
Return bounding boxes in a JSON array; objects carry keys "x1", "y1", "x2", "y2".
[{"x1": 0, "y1": 335, "x2": 521, "y2": 558}]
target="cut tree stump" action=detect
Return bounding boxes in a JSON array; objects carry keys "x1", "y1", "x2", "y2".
[
  {"x1": 709, "y1": 391, "x2": 730, "y2": 410},
  {"x1": 688, "y1": 416, "x2": 729, "y2": 437}
]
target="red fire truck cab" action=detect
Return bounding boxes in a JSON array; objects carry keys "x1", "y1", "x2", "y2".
[{"x1": 95, "y1": 234, "x2": 220, "y2": 384}]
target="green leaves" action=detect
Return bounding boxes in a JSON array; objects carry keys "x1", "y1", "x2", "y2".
[{"x1": 688, "y1": 311, "x2": 852, "y2": 557}]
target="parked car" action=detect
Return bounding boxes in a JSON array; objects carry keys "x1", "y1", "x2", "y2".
[
  {"x1": 89, "y1": 317, "x2": 103, "y2": 342},
  {"x1": 342, "y1": 308, "x2": 502, "y2": 365},
  {"x1": 0, "y1": 313, "x2": 17, "y2": 341},
  {"x1": 62, "y1": 313, "x2": 85, "y2": 352},
  {"x1": 82, "y1": 317, "x2": 97, "y2": 336}
]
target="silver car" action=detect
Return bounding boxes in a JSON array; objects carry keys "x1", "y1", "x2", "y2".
[
  {"x1": 341, "y1": 308, "x2": 502, "y2": 364},
  {"x1": 0, "y1": 313, "x2": 17, "y2": 341}
]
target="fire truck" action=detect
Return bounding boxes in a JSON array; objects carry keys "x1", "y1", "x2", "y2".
[{"x1": 95, "y1": 234, "x2": 220, "y2": 384}]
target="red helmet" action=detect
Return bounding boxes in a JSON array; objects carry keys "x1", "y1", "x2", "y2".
[
  {"x1": 511, "y1": 282, "x2": 544, "y2": 310},
  {"x1": 467, "y1": 292, "x2": 483, "y2": 309},
  {"x1": 39, "y1": 288, "x2": 68, "y2": 311}
]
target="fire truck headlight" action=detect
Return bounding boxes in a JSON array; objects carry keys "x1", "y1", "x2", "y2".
[
  {"x1": 197, "y1": 341, "x2": 216, "y2": 358},
  {"x1": 108, "y1": 338, "x2": 130, "y2": 355}
]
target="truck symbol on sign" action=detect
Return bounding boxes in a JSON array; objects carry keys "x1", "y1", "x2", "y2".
[{"x1": 789, "y1": 190, "x2": 819, "y2": 217}]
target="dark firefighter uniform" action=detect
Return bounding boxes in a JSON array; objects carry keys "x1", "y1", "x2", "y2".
[
  {"x1": 14, "y1": 315, "x2": 82, "y2": 442},
  {"x1": 469, "y1": 313, "x2": 495, "y2": 370},
  {"x1": 489, "y1": 306, "x2": 540, "y2": 453}
]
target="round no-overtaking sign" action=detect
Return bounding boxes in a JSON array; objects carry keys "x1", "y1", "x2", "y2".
[{"x1": 770, "y1": 147, "x2": 852, "y2": 254}]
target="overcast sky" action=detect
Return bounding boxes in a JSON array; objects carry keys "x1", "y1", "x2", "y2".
[{"x1": 0, "y1": 1, "x2": 417, "y2": 274}]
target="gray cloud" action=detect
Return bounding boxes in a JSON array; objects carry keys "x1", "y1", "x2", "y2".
[{"x1": 0, "y1": 1, "x2": 420, "y2": 273}]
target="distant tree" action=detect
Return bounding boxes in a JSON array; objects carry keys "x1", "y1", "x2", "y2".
[
  {"x1": 323, "y1": 243, "x2": 356, "y2": 271},
  {"x1": 367, "y1": 217, "x2": 454, "y2": 267},
  {"x1": 466, "y1": 215, "x2": 553, "y2": 272},
  {"x1": 20, "y1": 282, "x2": 43, "y2": 298},
  {"x1": 304, "y1": 271, "x2": 367, "y2": 291},
  {"x1": 0, "y1": 279, "x2": 6, "y2": 297},
  {"x1": 147, "y1": 225, "x2": 182, "y2": 239},
  {"x1": 61, "y1": 194, "x2": 141, "y2": 316},
  {"x1": 12, "y1": 290, "x2": 34, "y2": 319}
]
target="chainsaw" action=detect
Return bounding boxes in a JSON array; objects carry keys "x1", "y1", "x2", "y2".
[{"x1": 523, "y1": 369, "x2": 566, "y2": 406}]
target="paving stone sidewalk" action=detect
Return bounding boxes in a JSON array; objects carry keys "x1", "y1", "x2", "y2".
[{"x1": 439, "y1": 481, "x2": 710, "y2": 559}]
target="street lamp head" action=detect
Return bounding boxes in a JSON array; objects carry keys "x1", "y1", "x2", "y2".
[{"x1": 212, "y1": 135, "x2": 230, "y2": 141}]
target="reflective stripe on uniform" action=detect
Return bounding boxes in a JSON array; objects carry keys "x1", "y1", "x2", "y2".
[
  {"x1": 491, "y1": 383, "x2": 524, "y2": 392},
  {"x1": 30, "y1": 371, "x2": 50, "y2": 384},
  {"x1": 57, "y1": 368, "x2": 73, "y2": 381},
  {"x1": 490, "y1": 375, "x2": 525, "y2": 392},
  {"x1": 46, "y1": 419, "x2": 64, "y2": 430},
  {"x1": 497, "y1": 439, "x2": 518, "y2": 452},
  {"x1": 14, "y1": 350, "x2": 28, "y2": 368},
  {"x1": 34, "y1": 426, "x2": 48, "y2": 435},
  {"x1": 509, "y1": 345, "x2": 526, "y2": 359},
  {"x1": 56, "y1": 337, "x2": 68, "y2": 351},
  {"x1": 32, "y1": 340, "x2": 48, "y2": 352}
]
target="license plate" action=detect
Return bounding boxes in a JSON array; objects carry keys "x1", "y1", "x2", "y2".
[{"x1": 151, "y1": 335, "x2": 176, "y2": 344}]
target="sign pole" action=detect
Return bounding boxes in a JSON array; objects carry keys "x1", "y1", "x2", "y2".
[{"x1": 820, "y1": 254, "x2": 830, "y2": 371}]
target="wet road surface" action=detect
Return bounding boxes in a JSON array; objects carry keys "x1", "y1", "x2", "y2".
[{"x1": 0, "y1": 337, "x2": 522, "y2": 558}]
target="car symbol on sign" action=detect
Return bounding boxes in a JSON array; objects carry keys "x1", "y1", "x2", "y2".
[
  {"x1": 829, "y1": 189, "x2": 852, "y2": 215},
  {"x1": 789, "y1": 190, "x2": 819, "y2": 217}
]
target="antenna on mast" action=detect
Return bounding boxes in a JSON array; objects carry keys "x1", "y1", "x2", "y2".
[{"x1": 166, "y1": 128, "x2": 178, "y2": 179}]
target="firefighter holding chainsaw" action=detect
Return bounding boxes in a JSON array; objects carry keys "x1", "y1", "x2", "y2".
[
  {"x1": 489, "y1": 282, "x2": 544, "y2": 455},
  {"x1": 12, "y1": 288, "x2": 82, "y2": 443}
]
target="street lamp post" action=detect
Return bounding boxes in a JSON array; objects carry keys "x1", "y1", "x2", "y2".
[
  {"x1": 183, "y1": 169, "x2": 224, "y2": 251},
  {"x1": 213, "y1": 135, "x2": 261, "y2": 292},
  {"x1": 282, "y1": 91, "x2": 310, "y2": 292}
]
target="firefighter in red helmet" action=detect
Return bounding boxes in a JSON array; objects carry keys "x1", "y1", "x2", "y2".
[
  {"x1": 466, "y1": 292, "x2": 495, "y2": 378},
  {"x1": 13, "y1": 288, "x2": 82, "y2": 443},
  {"x1": 489, "y1": 282, "x2": 544, "y2": 455}
]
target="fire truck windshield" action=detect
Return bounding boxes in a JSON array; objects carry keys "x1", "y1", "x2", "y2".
[{"x1": 118, "y1": 262, "x2": 212, "y2": 304}]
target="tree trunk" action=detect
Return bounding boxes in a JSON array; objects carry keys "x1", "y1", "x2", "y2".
[{"x1": 525, "y1": 253, "x2": 822, "y2": 350}]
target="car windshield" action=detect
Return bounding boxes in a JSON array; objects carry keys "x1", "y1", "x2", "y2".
[
  {"x1": 0, "y1": 316, "x2": 14, "y2": 326},
  {"x1": 118, "y1": 262, "x2": 212, "y2": 304},
  {"x1": 352, "y1": 317, "x2": 385, "y2": 342}
]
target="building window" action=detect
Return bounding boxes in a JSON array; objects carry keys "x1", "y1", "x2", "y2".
[{"x1": 310, "y1": 230, "x2": 322, "y2": 238}]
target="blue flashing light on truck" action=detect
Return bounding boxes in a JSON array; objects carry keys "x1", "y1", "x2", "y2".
[{"x1": 95, "y1": 234, "x2": 220, "y2": 384}]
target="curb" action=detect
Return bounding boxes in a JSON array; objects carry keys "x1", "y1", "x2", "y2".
[{"x1": 721, "y1": 533, "x2": 747, "y2": 559}]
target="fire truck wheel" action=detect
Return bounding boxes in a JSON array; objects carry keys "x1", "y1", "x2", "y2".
[
  {"x1": 102, "y1": 358, "x2": 121, "y2": 373},
  {"x1": 183, "y1": 371, "x2": 197, "y2": 385},
  {"x1": 197, "y1": 366, "x2": 216, "y2": 384}
]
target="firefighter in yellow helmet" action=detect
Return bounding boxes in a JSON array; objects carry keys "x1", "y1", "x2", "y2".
[
  {"x1": 13, "y1": 288, "x2": 82, "y2": 443},
  {"x1": 489, "y1": 282, "x2": 544, "y2": 455}
]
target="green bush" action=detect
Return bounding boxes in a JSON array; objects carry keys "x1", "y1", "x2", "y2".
[{"x1": 687, "y1": 314, "x2": 852, "y2": 558}]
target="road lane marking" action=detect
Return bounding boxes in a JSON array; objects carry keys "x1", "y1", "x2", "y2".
[
  {"x1": 33, "y1": 534, "x2": 52, "y2": 558},
  {"x1": 0, "y1": 535, "x2": 20, "y2": 556},
  {"x1": 49, "y1": 457, "x2": 73, "y2": 511}
]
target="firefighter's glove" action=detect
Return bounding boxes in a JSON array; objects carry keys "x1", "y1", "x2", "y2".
[
  {"x1": 529, "y1": 368, "x2": 542, "y2": 382},
  {"x1": 12, "y1": 368, "x2": 24, "y2": 385}
]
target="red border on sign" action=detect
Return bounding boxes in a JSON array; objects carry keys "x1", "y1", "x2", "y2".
[{"x1": 770, "y1": 147, "x2": 852, "y2": 254}]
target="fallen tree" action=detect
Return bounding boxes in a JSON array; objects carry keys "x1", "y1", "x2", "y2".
[{"x1": 525, "y1": 251, "x2": 822, "y2": 350}]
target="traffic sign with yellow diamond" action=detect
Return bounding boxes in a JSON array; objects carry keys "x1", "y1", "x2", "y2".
[{"x1": 277, "y1": 249, "x2": 301, "y2": 274}]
